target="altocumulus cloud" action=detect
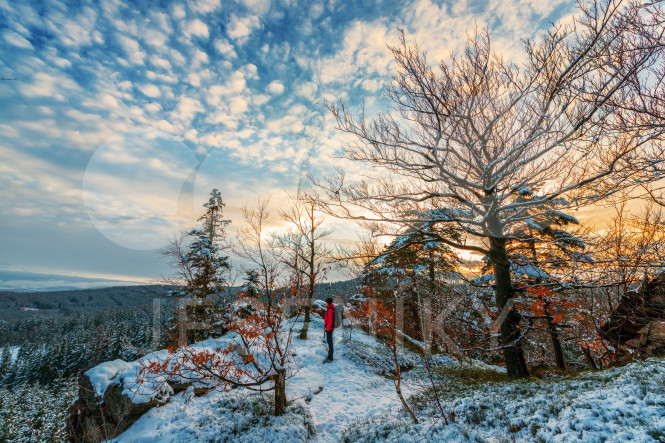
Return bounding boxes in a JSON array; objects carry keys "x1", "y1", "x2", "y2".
[{"x1": 0, "y1": 0, "x2": 574, "y2": 285}]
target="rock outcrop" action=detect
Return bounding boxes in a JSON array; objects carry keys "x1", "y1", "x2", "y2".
[
  {"x1": 67, "y1": 365, "x2": 206, "y2": 442},
  {"x1": 601, "y1": 272, "x2": 665, "y2": 364}
]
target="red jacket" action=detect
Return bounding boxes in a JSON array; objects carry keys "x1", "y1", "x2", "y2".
[{"x1": 324, "y1": 304, "x2": 335, "y2": 331}]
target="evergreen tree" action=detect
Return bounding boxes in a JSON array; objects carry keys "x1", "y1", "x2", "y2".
[
  {"x1": 181, "y1": 188, "x2": 231, "y2": 300},
  {"x1": 242, "y1": 269, "x2": 261, "y2": 298}
]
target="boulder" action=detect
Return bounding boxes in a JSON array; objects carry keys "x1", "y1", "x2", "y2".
[
  {"x1": 67, "y1": 369, "x2": 198, "y2": 442},
  {"x1": 601, "y1": 272, "x2": 665, "y2": 364}
]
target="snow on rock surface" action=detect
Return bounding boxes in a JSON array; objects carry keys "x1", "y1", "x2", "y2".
[{"x1": 84, "y1": 359, "x2": 135, "y2": 398}]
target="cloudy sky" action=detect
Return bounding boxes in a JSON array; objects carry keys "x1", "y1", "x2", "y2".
[{"x1": 0, "y1": 0, "x2": 574, "y2": 288}]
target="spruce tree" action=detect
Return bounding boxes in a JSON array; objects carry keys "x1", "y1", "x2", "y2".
[{"x1": 181, "y1": 189, "x2": 231, "y2": 300}]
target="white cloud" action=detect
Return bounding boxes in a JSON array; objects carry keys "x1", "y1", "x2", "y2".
[
  {"x1": 117, "y1": 35, "x2": 145, "y2": 64},
  {"x1": 192, "y1": 49, "x2": 209, "y2": 66},
  {"x1": 173, "y1": 96, "x2": 204, "y2": 123},
  {"x1": 190, "y1": 0, "x2": 221, "y2": 14},
  {"x1": 227, "y1": 14, "x2": 260, "y2": 42},
  {"x1": 51, "y1": 7, "x2": 100, "y2": 47},
  {"x1": 143, "y1": 28, "x2": 169, "y2": 48},
  {"x1": 4, "y1": 31, "x2": 32, "y2": 49},
  {"x1": 266, "y1": 115, "x2": 304, "y2": 133},
  {"x1": 310, "y1": 2, "x2": 325, "y2": 19},
  {"x1": 151, "y1": 56, "x2": 172, "y2": 70},
  {"x1": 238, "y1": 0, "x2": 271, "y2": 16},
  {"x1": 214, "y1": 39, "x2": 237, "y2": 58},
  {"x1": 140, "y1": 84, "x2": 161, "y2": 98},
  {"x1": 46, "y1": 54, "x2": 72, "y2": 68},
  {"x1": 184, "y1": 19, "x2": 209, "y2": 39},
  {"x1": 168, "y1": 48, "x2": 186, "y2": 66},
  {"x1": 295, "y1": 81, "x2": 318, "y2": 101},
  {"x1": 229, "y1": 96, "x2": 249, "y2": 114},
  {"x1": 187, "y1": 72, "x2": 203, "y2": 87},
  {"x1": 206, "y1": 72, "x2": 247, "y2": 106},
  {"x1": 144, "y1": 102, "x2": 163, "y2": 113},
  {"x1": 253, "y1": 94, "x2": 270, "y2": 106},
  {"x1": 185, "y1": 70, "x2": 210, "y2": 87},
  {"x1": 267, "y1": 80, "x2": 285, "y2": 95},
  {"x1": 99, "y1": 94, "x2": 120, "y2": 110},
  {"x1": 316, "y1": 20, "x2": 392, "y2": 85},
  {"x1": 172, "y1": 4, "x2": 186, "y2": 19},
  {"x1": 155, "y1": 119, "x2": 176, "y2": 133},
  {"x1": 184, "y1": 129, "x2": 198, "y2": 141},
  {"x1": 149, "y1": 11, "x2": 173, "y2": 34},
  {"x1": 361, "y1": 79, "x2": 381, "y2": 92},
  {"x1": 112, "y1": 17, "x2": 140, "y2": 38},
  {"x1": 241, "y1": 64, "x2": 259, "y2": 79},
  {"x1": 206, "y1": 112, "x2": 239, "y2": 129},
  {"x1": 18, "y1": 72, "x2": 77, "y2": 100}
]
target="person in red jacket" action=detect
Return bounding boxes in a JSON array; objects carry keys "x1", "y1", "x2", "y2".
[{"x1": 323, "y1": 297, "x2": 335, "y2": 363}]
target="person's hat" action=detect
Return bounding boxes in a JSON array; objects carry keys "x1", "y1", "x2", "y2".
[{"x1": 326, "y1": 297, "x2": 333, "y2": 304}]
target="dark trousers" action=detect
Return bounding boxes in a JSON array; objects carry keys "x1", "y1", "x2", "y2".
[{"x1": 326, "y1": 329, "x2": 334, "y2": 360}]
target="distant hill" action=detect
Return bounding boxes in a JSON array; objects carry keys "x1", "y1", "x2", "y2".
[
  {"x1": 0, "y1": 285, "x2": 178, "y2": 320},
  {"x1": 0, "y1": 268, "x2": 150, "y2": 292},
  {"x1": 0, "y1": 278, "x2": 361, "y2": 321}
]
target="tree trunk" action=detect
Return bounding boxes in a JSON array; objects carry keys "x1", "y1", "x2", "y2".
[
  {"x1": 581, "y1": 345, "x2": 598, "y2": 369},
  {"x1": 300, "y1": 246, "x2": 316, "y2": 339},
  {"x1": 299, "y1": 304, "x2": 311, "y2": 339},
  {"x1": 543, "y1": 298, "x2": 567, "y2": 370},
  {"x1": 391, "y1": 341, "x2": 418, "y2": 424},
  {"x1": 274, "y1": 368, "x2": 286, "y2": 416},
  {"x1": 488, "y1": 236, "x2": 529, "y2": 378}
]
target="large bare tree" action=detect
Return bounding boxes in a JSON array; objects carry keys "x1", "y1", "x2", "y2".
[
  {"x1": 275, "y1": 187, "x2": 333, "y2": 339},
  {"x1": 319, "y1": 0, "x2": 665, "y2": 377}
]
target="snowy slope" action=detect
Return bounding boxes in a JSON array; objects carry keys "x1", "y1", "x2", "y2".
[
  {"x1": 343, "y1": 358, "x2": 665, "y2": 442},
  {"x1": 114, "y1": 315, "x2": 412, "y2": 442},
  {"x1": 109, "y1": 315, "x2": 665, "y2": 442},
  {"x1": 280, "y1": 316, "x2": 410, "y2": 442}
]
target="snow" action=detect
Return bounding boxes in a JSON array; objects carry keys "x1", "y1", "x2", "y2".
[
  {"x1": 85, "y1": 359, "x2": 135, "y2": 398},
  {"x1": 287, "y1": 317, "x2": 411, "y2": 442},
  {"x1": 115, "y1": 391, "x2": 314, "y2": 442},
  {"x1": 118, "y1": 371, "x2": 173, "y2": 404},
  {"x1": 344, "y1": 358, "x2": 665, "y2": 442},
  {"x1": 1, "y1": 346, "x2": 20, "y2": 365},
  {"x1": 98, "y1": 316, "x2": 665, "y2": 443},
  {"x1": 475, "y1": 263, "x2": 552, "y2": 284},
  {"x1": 111, "y1": 315, "x2": 424, "y2": 442}
]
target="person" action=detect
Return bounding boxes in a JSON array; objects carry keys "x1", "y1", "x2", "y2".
[{"x1": 323, "y1": 297, "x2": 335, "y2": 363}]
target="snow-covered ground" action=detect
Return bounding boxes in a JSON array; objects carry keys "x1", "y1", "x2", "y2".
[
  {"x1": 344, "y1": 358, "x2": 665, "y2": 442},
  {"x1": 105, "y1": 315, "x2": 665, "y2": 442},
  {"x1": 283, "y1": 317, "x2": 412, "y2": 442},
  {"x1": 114, "y1": 315, "x2": 413, "y2": 442}
]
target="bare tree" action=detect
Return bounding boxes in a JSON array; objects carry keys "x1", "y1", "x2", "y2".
[
  {"x1": 592, "y1": 200, "x2": 665, "y2": 302},
  {"x1": 234, "y1": 197, "x2": 282, "y2": 313},
  {"x1": 318, "y1": 0, "x2": 665, "y2": 377},
  {"x1": 275, "y1": 187, "x2": 333, "y2": 339}
]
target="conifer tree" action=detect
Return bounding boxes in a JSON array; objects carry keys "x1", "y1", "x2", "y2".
[{"x1": 181, "y1": 188, "x2": 231, "y2": 300}]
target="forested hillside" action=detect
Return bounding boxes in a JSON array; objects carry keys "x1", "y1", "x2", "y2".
[
  {"x1": 0, "y1": 287, "x2": 171, "y2": 441},
  {"x1": 0, "y1": 277, "x2": 359, "y2": 442},
  {"x1": 0, "y1": 285, "x2": 176, "y2": 320}
]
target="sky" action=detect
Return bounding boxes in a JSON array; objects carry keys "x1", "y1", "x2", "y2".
[{"x1": 0, "y1": 0, "x2": 574, "y2": 288}]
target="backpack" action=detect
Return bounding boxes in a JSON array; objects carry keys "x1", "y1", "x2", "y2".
[{"x1": 333, "y1": 304, "x2": 344, "y2": 329}]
